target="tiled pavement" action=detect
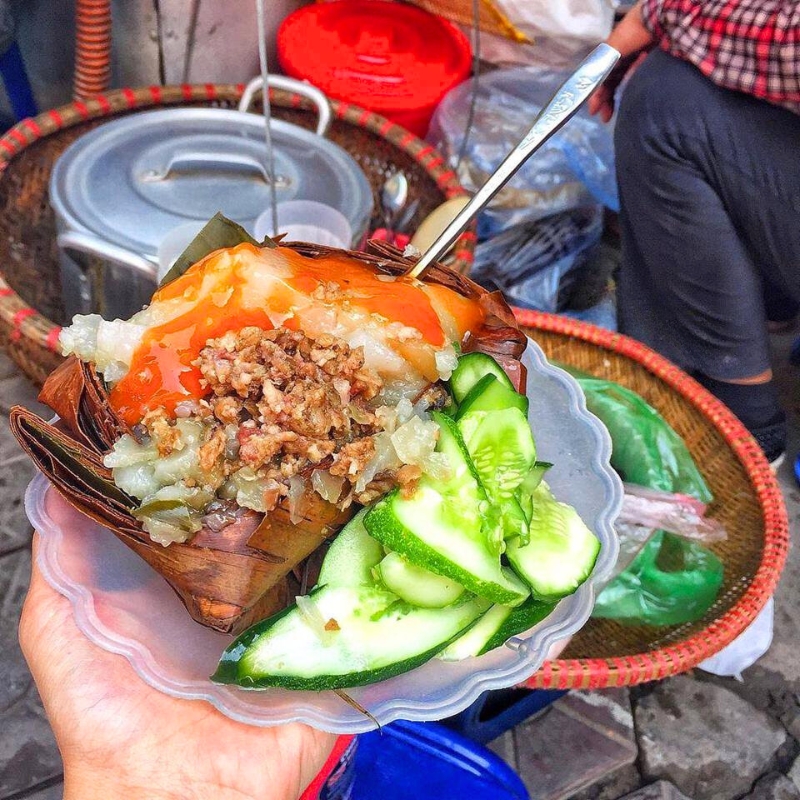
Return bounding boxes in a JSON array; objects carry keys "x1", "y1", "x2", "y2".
[{"x1": 0, "y1": 337, "x2": 798, "y2": 799}]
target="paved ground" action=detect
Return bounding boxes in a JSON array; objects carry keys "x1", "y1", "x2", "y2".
[{"x1": 0, "y1": 333, "x2": 797, "y2": 799}]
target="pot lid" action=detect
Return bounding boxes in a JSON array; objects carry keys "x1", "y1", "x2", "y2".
[
  {"x1": 277, "y1": 1, "x2": 472, "y2": 113},
  {"x1": 50, "y1": 108, "x2": 374, "y2": 258}
]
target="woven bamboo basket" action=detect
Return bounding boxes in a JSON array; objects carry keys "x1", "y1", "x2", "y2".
[
  {"x1": 0, "y1": 88, "x2": 788, "y2": 690},
  {"x1": 515, "y1": 309, "x2": 788, "y2": 689},
  {"x1": 0, "y1": 83, "x2": 475, "y2": 387}
]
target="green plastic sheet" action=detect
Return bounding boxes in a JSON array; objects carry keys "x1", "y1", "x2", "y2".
[{"x1": 566, "y1": 370, "x2": 724, "y2": 626}]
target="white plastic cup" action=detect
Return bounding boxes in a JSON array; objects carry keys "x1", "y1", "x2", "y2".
[
  {"x1": 254, "y1": 200, "x2": 353, "y2": 248},
  {"x1": 157, "y1": 221, "x2": 208, "y2": 281}
]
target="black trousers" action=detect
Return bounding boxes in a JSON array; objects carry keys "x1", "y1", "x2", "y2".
[{"x1": 615, "y1": 49, "x2": 800, "y2": 381}]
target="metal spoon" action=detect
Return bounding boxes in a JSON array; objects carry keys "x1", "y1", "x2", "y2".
[
  {"x1": 406, "y1": 43, "x2": 621, "y2": 279},
  {"x1": 381, "y1": 172, "x2": 409, "y2": 233}
]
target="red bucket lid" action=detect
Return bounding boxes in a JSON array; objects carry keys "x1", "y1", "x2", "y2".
[{"x1": 277, "y1": 1, "x2": 472, "y2": 114}]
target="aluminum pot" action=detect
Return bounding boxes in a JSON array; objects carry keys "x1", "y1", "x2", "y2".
[{"x1": 50, "y1": 75, "x2": 374, "y2": 321}]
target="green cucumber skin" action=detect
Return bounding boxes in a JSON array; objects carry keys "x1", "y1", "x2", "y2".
[
  {"x1": 450, "y1": 352, "x2": 514, "y2": 403},
  {"x1": 212, "y1": 586, "x2": 490, "y2": 690},
  {"x1": 212, "y1": 598, "x2": 305, "y2": 685},
  {"x1": 365, "y1": 495, "x2": 528, "y2": 606},
  {"x1": 455, "y1": 375, "x2": 529, "y2": 420},
  {"x1": 479, "y1": 598, "x2": 557, "y2": 654}
]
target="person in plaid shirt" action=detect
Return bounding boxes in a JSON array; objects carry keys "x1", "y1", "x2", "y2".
[{"x1": 589, "y1": 1, "x2": 800, "y2": 464}]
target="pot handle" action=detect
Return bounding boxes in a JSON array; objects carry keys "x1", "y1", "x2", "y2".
[
  {"x1": 139, "y1": 152, "x2": 289, "y2": 187},
  {"x1": 57, "y1": 231, "x2": 157, "y2": 280},
  {"x1": 238, "y1": 75, "x2": 332, "y2": 138}
]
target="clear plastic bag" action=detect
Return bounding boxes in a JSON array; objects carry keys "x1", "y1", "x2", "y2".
[
  {"x1": 467, "y1": 0, "x2": 618, "y2": 72},
  {"x1": 427, "y1": 67, "x2": 619, "y2": 238},
  {"x1": 470, "y1": 205, "x2": 603, "y2": 312}
]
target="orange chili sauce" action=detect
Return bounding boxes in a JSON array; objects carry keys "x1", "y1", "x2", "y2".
[{"x1": 109, "y1": 244, "x2": 484, "y2": 426}]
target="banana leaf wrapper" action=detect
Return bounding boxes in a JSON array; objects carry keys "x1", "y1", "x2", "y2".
[{"x1": 10, "y1": 240, "x2": 527, "y2": 635}]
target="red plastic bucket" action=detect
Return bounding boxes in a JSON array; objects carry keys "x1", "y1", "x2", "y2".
[{"x1": 277, "y1": 1, "x2": 472, "y2": 137}]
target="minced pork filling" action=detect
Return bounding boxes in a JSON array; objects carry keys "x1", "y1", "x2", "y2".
[{"x1": 105, "y1": 326, "x2": 450, "y2": 546}]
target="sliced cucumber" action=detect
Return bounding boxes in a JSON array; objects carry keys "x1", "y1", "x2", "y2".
[
  {"x1": 449, "y1": 352, "x2": 515, "y2": 403},
  {"x1": 438, "y1": 605, "x2": 512, "y2": 661},
  {"x1": 212, "y1": 585, "x2": 491, "y2": 690},
  {"x1": 479, "y1": 597, "x2": 556, "y2": 654},
  {"x1": 377, "y1": 551, "x2": 465, "y2": 608},
  {"x1": 317, "y1": 509, "x2": 383, "y2": 588},
  {"x1": 455, "y1": 375, "x2": 529, "y2": 420},
  {"x1": 506, "y1": 495, "x2": 600, "y2": 601},
  {"x1": 520, "y1": 461, "x2": 553, "y2": 496},
  {"x1": 364, "y1": 413, "x2": 529, "y2": 607},
  {"x1": 517, "y1": 464, "x2": 553, "y2": 529},
  {"x1": 459, "y1": 407, "x2": 536, "y2": 501}
]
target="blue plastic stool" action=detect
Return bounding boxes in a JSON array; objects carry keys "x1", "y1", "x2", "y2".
[
  {"x1": 441, "y1": 688, "x2": 567, "y2": 743},
  {"x1": 346, "y1": 720, "x2": 529, "y2": 800}
]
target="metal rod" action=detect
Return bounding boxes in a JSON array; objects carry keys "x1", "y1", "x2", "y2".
[
  {"x1": 255, "y1": 0, "x2": 278, "y2": 238},
  {"x1": 406, "y1": 43, "x2": 621, "y2": 280}
]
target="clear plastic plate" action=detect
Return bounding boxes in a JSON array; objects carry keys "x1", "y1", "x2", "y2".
[{"x1": 25, "y1": 339, "x2": 621, "y2": 734}]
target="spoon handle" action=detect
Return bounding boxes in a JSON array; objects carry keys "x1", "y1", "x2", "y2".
[{"x1": 406, "y1": 43, "x2": 620, "y2": 279}]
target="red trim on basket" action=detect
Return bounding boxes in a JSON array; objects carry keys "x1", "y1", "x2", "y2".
[
  {"x1": 0, "y1": 288, "x2": 12, "y2": 297},
  {"x1": 379, "y1": 118, "x2": 395, "y2": 135},
  {"x1": 416, "y1": 144, "x2": 434, "y2": 160},
  {"x1": 122, "y1": 88, "x2": 136, "y2": 108},
  {"x1": 74, "y1": 100, "x2": 90, "y2": 119},
  {"x1": 12, "y1": 308, "x2": 34, "y2": 327},
  {"x1": 10, "y1": 308, "x2": 34, "y2": 340},
  {"x1": 204, "y1": 84, "x2": 216, "y2": 99},
  {"x1": 0, "y1": 139, "x2": 15, "y2": 156},
  {"x1": 438, "y1": 169, "x2": 456, "y2": 184},
  {"x1": 335, "y1": 101, "x2": 351, "y2": 119},
  {"x1": 299, "y1": 735, "x2": 355, "y2": 800},
  {"x1": 22, "y1": 118, "x2": 42, "y2": 137},
  {"x1": 427, "y1": 155, "x2": 444, "y2": 169},
  {"x1": 357, "y1": 108, "x2": 372, "y2": 126},
  {"x1": 8, "y1": 128, "x2": 26, "y2": 146},
  {"x1": 148, "y1": 85, "x2": 162, "y2": 104},
  {"x1": 398, "y1": 131, "x2": 415, "y2": 148},
  {"x1": 235, "y1": 83, "x2": 245, "y2": 94},
  {"x1": 45, "y1": 327, "x2": 62, "y2": 353},
  {"x1": 96, "y1": 95, "x2": 112, "y2": 114},
  {"x1": 181, "y1": 84, "x2": 193, "y2": 101},
  {"x1": 47, "y1": 109, "x2": 64, "y2": 128}
]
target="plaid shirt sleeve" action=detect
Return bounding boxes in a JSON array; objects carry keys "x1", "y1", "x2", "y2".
[{"x1": 639, "y1": 0, "x2": 800, "y2": 114}]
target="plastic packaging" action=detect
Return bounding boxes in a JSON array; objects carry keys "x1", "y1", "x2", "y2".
[
  {"x1": 699, "y1": 598, "x2": 774, "y2": 680},
  {"x1": 569, "y1": 374, "x2": 713, "y2": 503},
  {"x1": 465, "y1": 0, "x2": 617, "y2": 72},
  {"x1": 592, "y1": 530, "x2": 724, "y2": 626},
  {"x1": 619, "y1": 484, "x2": 727, "y2": 544},
  {"x1": 568, "y1": 371, "x2": 724, "y2": 627},
  {"x1": 26, "y1": 339, "x2": 621, "y2": 733},
  {"x1": 469, "y1": 206, "x2": 603, "y2": 312},
  {"x1": 428, "y1": 67, "x2": 618, "y2": 237}
]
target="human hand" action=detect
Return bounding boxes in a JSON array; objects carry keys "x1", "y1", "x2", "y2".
[
  {"x1": 19, "y1": 534, "x2": 337, "y2": 800},
  {"x1": 588, "y1": 2, "x2": 655, "y2": 122}
]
